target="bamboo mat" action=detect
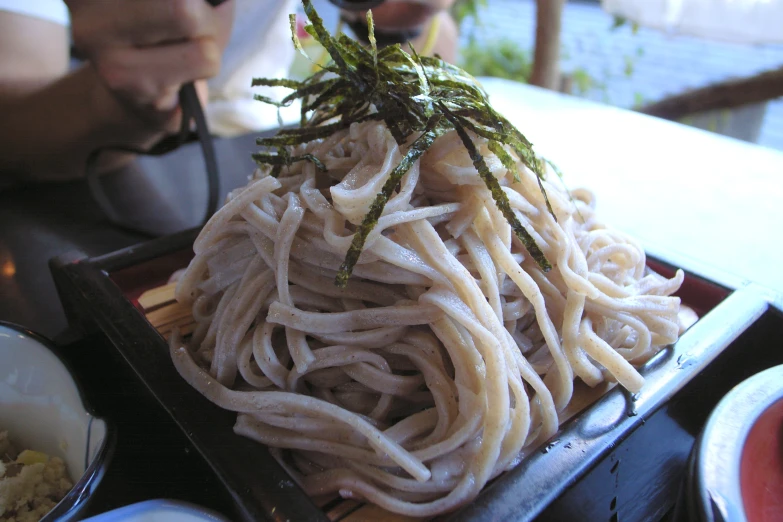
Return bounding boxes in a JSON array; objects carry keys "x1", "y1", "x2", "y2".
[{"x1": 138, "y1": 282, "x2": 425, "y2": 522}]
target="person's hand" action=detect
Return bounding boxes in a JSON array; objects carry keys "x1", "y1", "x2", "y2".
[{"x1": 65, "y1": 0, "x2": 234, "y2": 131}]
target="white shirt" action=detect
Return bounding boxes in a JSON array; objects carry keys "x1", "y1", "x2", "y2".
[
  {"x1": 207, "y1": 0, "x2": 300, "y2": 135},
  {"x1": 0, "y1": 0, "x2": 69, "y2": 25},
  {"x1": 0, "y1": 0, "x2": 299, "y2": 135}
]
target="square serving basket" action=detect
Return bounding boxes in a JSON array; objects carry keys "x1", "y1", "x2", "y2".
[{"x1": 49, "y1": 227, "x2": 778, "y2": 522}]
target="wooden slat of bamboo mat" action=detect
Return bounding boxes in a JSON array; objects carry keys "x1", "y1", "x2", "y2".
[{"x1": 138, "y1": 283, "x2": 426, "y2": 522}]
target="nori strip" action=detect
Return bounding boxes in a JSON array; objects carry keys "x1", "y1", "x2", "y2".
[
  {"x1": 249, "y1": 0, "x2": 555, "y2": 286},
  {"x1": 252, "y1": 152, "x2": 327, "y2": 172},
  {"x1": 336, "y1": 119, "x2": 445, "y2": 287},
  {"x1": 487, "y1": 141, "x2": 520, "y2": 183},
  {"x1": 440, "y1": 103, "x2": 551, "y2": 271}
]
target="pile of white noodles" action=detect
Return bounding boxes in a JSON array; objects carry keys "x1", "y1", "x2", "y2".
[{"x1": 170, "y1": 120, "x2": 684, "y2": 516}]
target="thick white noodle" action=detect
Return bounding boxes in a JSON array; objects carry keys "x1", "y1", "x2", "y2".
[{"x1": 172, "y1": 120, "x2": 684, "y2": 516}]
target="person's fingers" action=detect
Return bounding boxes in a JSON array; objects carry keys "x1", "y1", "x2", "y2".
[
  {"x1": 68, "y1": 0, "x2": 220, "y2": 49},
  {"x1": 116, "y1": 0, "x2": 222, "y2": 46},
  {"x1": 213, "y1": 1, "x2": 235, "y2": 52},
  {"x1": 65, "y1": 0, "x2": 232, "y2": 137},
  {"x1": 194, "y1": 79, "x2": 210, "y2": 109},
  {"x1": 94, "y1": 37, "x2": 222, "y2": 112}
]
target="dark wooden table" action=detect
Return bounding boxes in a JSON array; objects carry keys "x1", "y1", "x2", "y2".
[
  {"x1": 1, "y1": 125, "x2": 782, "y2": 521},
  {"x1": 0, "y1": 133, "x2": 262, "y2": 339}
]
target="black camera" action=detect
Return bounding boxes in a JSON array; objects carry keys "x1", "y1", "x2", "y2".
[{"x1": 327, "y1": 0, "x2": 387, "y2": 10}]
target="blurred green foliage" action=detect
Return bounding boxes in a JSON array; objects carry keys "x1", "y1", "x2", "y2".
[
  {"x1": 453, "y1": 1, "x2": 645, "y2": 105},
  {"x1": 451, "y1": 0, "x2": 488, "y2": 28},
  {"x1": 460, "y1": 39, "x2": 533, "y2": 83},
  {"x1": 572, "y1": 67, "x2": 599, "y2": 95},
  {"x1": 610, "y1": 15, "x2": 640, "y2": 34}
]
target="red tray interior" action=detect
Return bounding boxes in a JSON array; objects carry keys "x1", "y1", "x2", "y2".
[{"x1": 110, "y1": 248, "x2": 194, "y2": 309}]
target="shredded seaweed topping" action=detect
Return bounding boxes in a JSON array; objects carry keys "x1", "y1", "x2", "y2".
[{"x1": 252, "y1": 0, "x2": 554, "y2": 287}]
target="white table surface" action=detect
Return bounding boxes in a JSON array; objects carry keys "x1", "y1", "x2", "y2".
[{"x1": 480, "y1": 77, "x2": 783, "y2": 308}]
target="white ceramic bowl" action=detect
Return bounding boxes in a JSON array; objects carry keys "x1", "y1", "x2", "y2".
[
  {"x1": 676, "y1": 364, "x2": 783, "y2": 522},
  {"x1": 0, "y1": 322, "x2": 114, "y2": 521}
]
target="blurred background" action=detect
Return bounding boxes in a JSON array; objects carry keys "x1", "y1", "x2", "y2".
[{"x1": 305, "y1": 0, "x2": 783, "y2": 151}]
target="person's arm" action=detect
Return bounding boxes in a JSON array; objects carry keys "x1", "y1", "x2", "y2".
[
  {"x1": 0, "y1": 10, "x2": 176, "y2": 182},
  {"x1": 0, "y1": 11, "x2": 93, "y2": 181},
  {"x1": 0, "y1": 1, "x2": 233, "y2": 182}
]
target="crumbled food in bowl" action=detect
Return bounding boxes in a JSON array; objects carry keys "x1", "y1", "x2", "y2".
[{"x1": 0, "y1": 431, "x2": 73, "y2": 522}]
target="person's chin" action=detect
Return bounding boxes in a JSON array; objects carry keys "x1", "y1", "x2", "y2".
[{"x1": 364, "y1": 2, "x2": 437, "y2": 31}]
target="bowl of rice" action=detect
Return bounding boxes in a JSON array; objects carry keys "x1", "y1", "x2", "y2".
[{"x1": 0, "y1": 322, "x2": 114, "y2": 521}]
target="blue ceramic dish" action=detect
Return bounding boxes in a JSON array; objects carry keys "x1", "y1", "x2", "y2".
[{"x1": 83, "y1": 499, "x2": 230, "y2": 521}]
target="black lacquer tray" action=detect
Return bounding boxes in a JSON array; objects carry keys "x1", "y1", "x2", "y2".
[{"x1": 49, "y1": 228, "x2": 777, "y2": 522}]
